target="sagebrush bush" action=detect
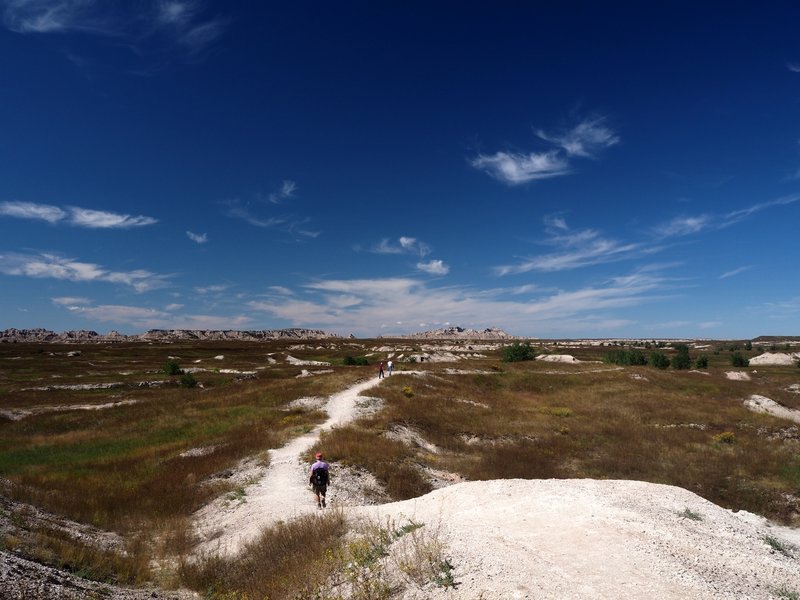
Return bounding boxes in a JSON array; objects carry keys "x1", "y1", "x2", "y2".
[
  {"x1": 163, "y1": 360, "x2": 182, "y2": 375},
  {"x1": 604, "y1": 348, "x2": 647, "y2": 366},
  {"x1": 343, "y1": 355, "x2": 369, "y2": 366},
  {"x1": 650, "y1": 351, "x2": 670, "y2": 369},
  {"x1": 501, "y1": 342, "x2": 535, "y2": 362},
  {"x1": 731, "y1": 352, "x2": 749, "y2": 367},
  {"x1": 672, "y1": 344, "x2": 691, "y2": 370},
  {"x1": 180, "y1": 372, "x2": 198, "y2": 388},
  {"x1": 695, "y1": 355, "x2": 709, "y2": 369},
  {"x1": 713, "y1": 431, "x2": 737, "y2": 445}
]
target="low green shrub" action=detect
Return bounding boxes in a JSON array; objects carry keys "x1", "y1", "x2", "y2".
[
  {"x1": 501, "y1": 342, "x2": 535, "y2": 362},
  {"x1": 671, "y1": 344, "x2": 691, "y2": 370},
  {"x1": 344, "y1": 356, "x2": 369, "y2": 366},
  {"x1": 731, "y1": 352, "x2": 749, "y2": 367},
  {"x1": 180, "y1": 372, "x2": 198, "y2": 388},
  {"x1": 163, "y1": 360, "x2": 182, "y2": 375},
  {"x1": 694, "y1": 355, "x2": 709, "y2": 369},
  {"x1": 650, "y1": 351, "x2": 670, "y2": 369},
  {"x1": 604, "y1": 349, "x2": 647, "y2": 366}
]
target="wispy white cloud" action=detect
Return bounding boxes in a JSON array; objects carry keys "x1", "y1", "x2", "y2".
[
  {"x1": 537, "y1": 116, "x2": 619, "y2": 158},
  {"x1": 2, "y1": 0, "x2": 227, "y2": 58},
  {"x1": 223, "y1": 197, "x2": 318, "y2": 240},
  {"x1": 719, "y1": 266, "x2": 751, "y2": 279},
  {"x1": 654, "y1": 195, "x2": 800, "y2": 239},
  {"x1": 246, "y1": 271, "x2": 666, "y2": 337},
  {"x1": 788, "y1": 62, "x2": 800, "y2": 73},
  {"x1": 470, "y1": 151, "x2": 569, "y2": 184},
  {"x1": 653, "y1": 215, "x2": 711, "y2": 238},
  {"x1": 652, "y1": 195, "x2": 800, "y2": 240},
  {"x1": 372, "y1": 236, "x2": 431, "y2": 257},
  {"x1": 1, "y1": 0, "x2": 109, "y2": 34},
  {"x1": 471, "y1": 115, "x2": 618, "y2": 185},
  {"x1": 268, "y1": 180, "x2": 297, "y2": 204},
  {"x1": 722, "y1": 195, "x2": 800, "y2": 225},
  {"x1": 51, "y1": 296, "x2": 90, "y2": 307},
  {"x1": 223, "y1": 199, "x2": 286, "y2": 228},
  {"x1": 417, "y1": 259, "x2": 449, "y2": 275},
  {"x1": 0, "y1": 200, "x2": 157, "y2": 228},
  {"x1": 0, "y1": 251, "x2": 169, "y2": 292},
  {"x1": 68, "y1": 207, "x2": 157, "y2": 228},
  {"x1": 186, "y1": 230, "x2": 207, "y2": 244},
  {"x1": 495, "y1": 219, "x2": 640, "y2": 275},
  {"x1": 0, "y1": 200, "x2": 66, "y2": 223},
  {"x1": 267, "y1": 286, "x2": 293, "y2": 296},
  {"x1": 761, "y1": 296, "x2": 800, "y2": 317},
  {"x1": 50, "y1": 298, "x2": 253, "y2": 330},
  {"x1": 194, "y1": 284, "x2": 229, "y2": 295}
]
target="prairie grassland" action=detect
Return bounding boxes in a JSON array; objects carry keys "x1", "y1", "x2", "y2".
[
  {"x1": 182, "y1": 510, "x2": 450, "y2": 600},
  {"x1": 1, "y1": 339, "x2": 799, "y2": 596},
  {"x1": 182, "y1": 510, "x2": 349, "y2": 599},
  {"x1": 324, "y1": 351, "x2": 800, "y2": 525},
  {"x1": 0, "y1": 341, "x2": 369, "y2": 577}
]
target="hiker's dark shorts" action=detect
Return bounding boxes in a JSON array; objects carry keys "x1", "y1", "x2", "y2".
[{"x1": 312, "y1": 484, "x2": 327, "y2": 495}]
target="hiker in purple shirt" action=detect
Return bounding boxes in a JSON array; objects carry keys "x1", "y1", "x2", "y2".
[{"x1": 309, "y1": 452, "x2": 330, "y2": 508}]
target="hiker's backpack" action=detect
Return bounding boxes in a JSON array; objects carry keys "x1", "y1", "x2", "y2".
[{"x1": 312, "y1": 467, "x2": 328, "y2": 486}]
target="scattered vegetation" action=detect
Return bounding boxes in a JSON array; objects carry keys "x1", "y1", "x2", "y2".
[
  {"x1": 764, "y1": 535, "x2": 794, "y2": 558},
  {"x1": 604, "y1": 348, "x2": 647, "y2": 366},
  {"x1": 501, "y1": 342, "x2": 536, "y2": 362},
  {"x1": 773, "y1": 585, "x2": 800, "y2": 600},
  {"x1": 731, "y1": 352, "x2": 750, "y2": 367},
  {"x1": 650, "y1": 351, "x2": 671, "y2": 369},
  {"x1": 163, "y1": 360, "x2": 182, "y2": 376},
  {"x1": 182, "y1": 510, "x2": 348, "y2": 599},
  {"x1": 343, "y1": 355, "x2": 370, "y2": 366},
  {"x1": 712, "y1": 431, "x2": 737, "y2": 445},
  {"x1": 671, "y1": 344, "x2": 692, "y2": 370},
  {"x1": 3, "y1": 337, "x2": 800, "y2": 596},
  {"x1": 678, "y1": 508, "x2": 702, "y2": 521},
  {"x1": 182, "y1": 514, "x2": 452, "y2": 599},
  {"x1": 179, "y1": 372, "x2": 198, "y2": 388}
]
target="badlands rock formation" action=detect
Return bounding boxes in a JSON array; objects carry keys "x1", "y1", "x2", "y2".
[
  {"x1": 394, "y1": 326, "x2": 516, "y2": 340},
  {"x1": 0, "y1": 328, "x2": 340, "y2": 343}
]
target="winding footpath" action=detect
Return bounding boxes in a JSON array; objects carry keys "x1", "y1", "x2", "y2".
[{"x1": 192, "y1": 375, "x2": 387, "y2": 557}]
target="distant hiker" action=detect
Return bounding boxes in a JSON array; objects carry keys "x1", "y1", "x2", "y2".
[
  {"x1": 309, "y1": 452, "x2": 330, "y2": 509},
  {"x1": 387, "y1": 359, "x2": 393, "y2": 376},
  {"x1": 378, "y1": 361, "x2": 385, "y2": 379}
]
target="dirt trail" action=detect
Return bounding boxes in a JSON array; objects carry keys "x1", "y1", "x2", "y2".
[{"x1": 193, "y1": 375, "x2": 390, "y2": 556}]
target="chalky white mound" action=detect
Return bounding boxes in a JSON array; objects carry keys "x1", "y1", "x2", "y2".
[{"x1": 749, "y1": 352, "x2": 800, "y2": 366}]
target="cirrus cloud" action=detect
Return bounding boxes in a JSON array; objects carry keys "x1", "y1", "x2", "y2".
[
  {"x1": 0, "y1": 200, "x2": 157, "y2": 228},
  {"x1": 471, "y1": 115, "x2": 618, "y2": 185},
  {"x1": 0, "y1": 251, "x2": 170, "y2": 292}
]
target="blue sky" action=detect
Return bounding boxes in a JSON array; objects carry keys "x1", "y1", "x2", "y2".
[{"x1": 1, "y1": 1, "x2": 799, "y2": 338}]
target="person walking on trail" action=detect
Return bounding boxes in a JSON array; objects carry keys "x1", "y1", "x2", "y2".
[
  {"x1": 378, "y1": 361, "x2": 385, "y2": 379},
  {"x1": 309, "y1": 452, "x2": 330, "y2": 509},
  {"x1": 387, "y1": 359, "x2": 393, "y2": 376}
]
